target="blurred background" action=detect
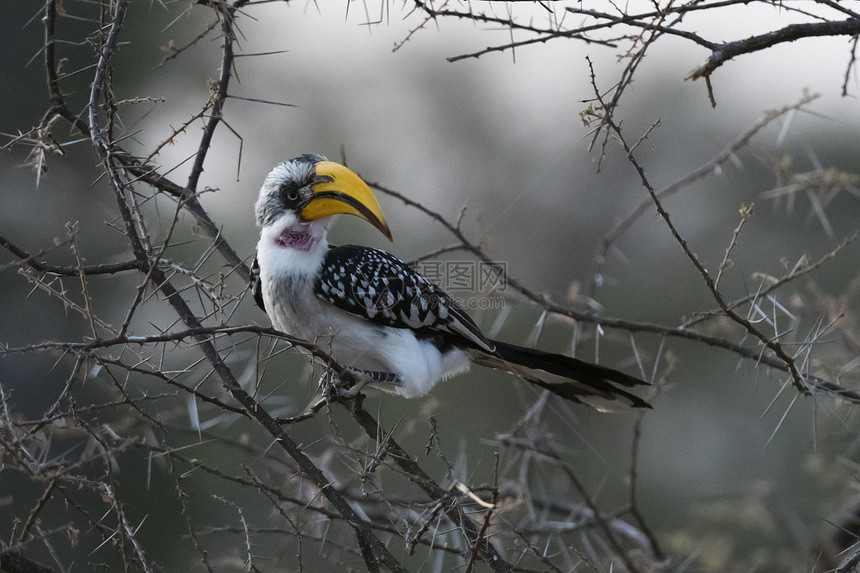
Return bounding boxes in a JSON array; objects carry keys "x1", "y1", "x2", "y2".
[{"x1": 1, "y1": 1, "x2": 859, "y2": 571}]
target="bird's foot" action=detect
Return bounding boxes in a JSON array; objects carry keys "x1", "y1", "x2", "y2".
[
  {"x1": 322, "y1": 368, "x2": 401, "y2": 399},
  {"x1": 348, "y1": 368, "x2": 401, "y2": 386}
]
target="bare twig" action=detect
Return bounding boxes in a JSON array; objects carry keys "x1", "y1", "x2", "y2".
[{"x1": 585, "y1": 57, "x2": 811, "y2": 395}]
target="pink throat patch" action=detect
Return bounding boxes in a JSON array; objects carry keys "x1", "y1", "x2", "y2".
[{"x1": 275, "y1": 229, "x2": 315, "y2": 251}]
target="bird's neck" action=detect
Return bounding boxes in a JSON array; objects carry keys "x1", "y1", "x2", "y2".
[
  {"x1": 258, "y1": 220, "x2": 327, "y2": 285},
  {"x1": 274, "y1": 228, "x2": 317, "y2": 251}
]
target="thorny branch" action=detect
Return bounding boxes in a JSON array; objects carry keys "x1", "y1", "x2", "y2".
[
  {"x1": 412, "y1": 1, "x2": 860, "y2": 105},
  {"x1": 86, "y1": 2, "x2": 407, "y2": 571},
  {"x1": 2, "y1": 1, "x2": 860, "y2": 572},
  {"x1": 0, "y1": 1, "x2": 550, "y2": 571},
  {"x1": 594, "y1": 57, "x2": 813, "y2": 389},
  {"x1": 589, "y1": 92, "x2": 821, "y2": 294},
  {"x1": 368, "y1": 177, "x2": 860, "y2": 403}
]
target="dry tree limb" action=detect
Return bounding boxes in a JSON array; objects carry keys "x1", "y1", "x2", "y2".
[
  {"x1": 590, "y1": 92, "x2": 820, "y2": 294},
  {"x1": 688, "y1": 19, "x2": 860, "y2": 82},
  {"x1": 585, "y1": 57, "x2": 813, "y2": 396},
  {"x1": 65, "y1": 0, "x2": 410, "y2": 569},
  {"x1": 369, "y1": 171, "x2": 860, "y2": 402},
  {"x1": 5, "y1": 1, "x2": 859, "y2": 571}
]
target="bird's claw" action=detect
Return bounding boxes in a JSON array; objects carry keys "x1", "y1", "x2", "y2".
[
  {"x1": 349, "y1": 368, "x2": 401, "y2": 386},
  {"x1": 320, "y1": 368, "x2": 401, "y2": 400}
]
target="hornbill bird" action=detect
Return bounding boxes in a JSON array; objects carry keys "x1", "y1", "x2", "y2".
[{"x1": 252, "y1": 154, "x2": 650, "y2": 411}]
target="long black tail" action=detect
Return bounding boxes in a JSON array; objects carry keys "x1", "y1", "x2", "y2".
[{"x1": 469, "y1": 340, "x2": 651, "y2": 411}]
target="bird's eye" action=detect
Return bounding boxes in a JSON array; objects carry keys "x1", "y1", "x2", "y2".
[{"x1": 279, "y1": 183, "x2": 300, "y2": 204}]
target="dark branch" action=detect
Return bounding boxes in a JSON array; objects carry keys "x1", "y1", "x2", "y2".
[
  {"x1": 689, "y1": 18, "x2": 860, "y2": 81},
  {"x1": 0, "y1": 234, "x2": 141, "y2": 275}
]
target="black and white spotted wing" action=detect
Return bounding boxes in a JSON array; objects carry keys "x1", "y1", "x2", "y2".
[
  {"x1": 251, "y1": 255, "x2": 266, "y2": 313},
  {"x1": 313, "y1": 245, "x2": 495, "y2": 353}
]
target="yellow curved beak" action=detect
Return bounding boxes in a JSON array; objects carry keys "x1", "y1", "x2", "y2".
[{"x1": 299, "y1": 161, "x2": 393, "y2": 241}]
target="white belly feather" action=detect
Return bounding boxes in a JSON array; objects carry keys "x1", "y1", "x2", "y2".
[{"x1": 256, "y1": 231, "x2": 470, "y2": 398}]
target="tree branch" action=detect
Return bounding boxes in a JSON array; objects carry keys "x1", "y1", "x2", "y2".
[{"x1": 689, "y1": 18, "x2": 860, "y2": 81}]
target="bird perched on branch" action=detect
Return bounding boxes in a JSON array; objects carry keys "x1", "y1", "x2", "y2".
[{"x1": 252, "y1": 154, "x2": 650, "y2": 411}]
